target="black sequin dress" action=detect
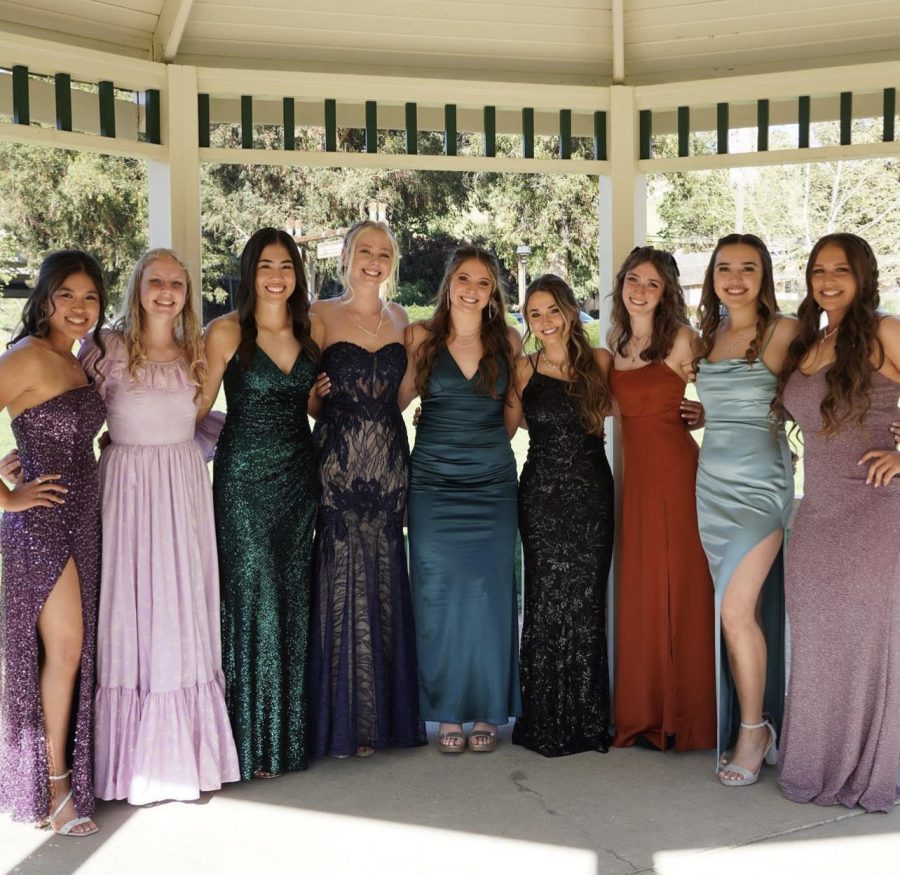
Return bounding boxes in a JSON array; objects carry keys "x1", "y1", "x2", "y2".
[
  {"x1": 213, "y1": 346, "x2": 317, "y2": 780},
  {"x1": 0, "y1": 385, "x2": 105, "y2": 822},
  {"x1": 309, "y1": 342, "x2": 425, "y2": 757},
  {"x1": 512, "y1": 367, "x2": 614, "y2": 756}
]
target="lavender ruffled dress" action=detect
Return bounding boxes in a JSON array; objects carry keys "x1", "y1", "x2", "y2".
[{"x1": 81, "y1": 332, "x2": 238, "y2": 804}]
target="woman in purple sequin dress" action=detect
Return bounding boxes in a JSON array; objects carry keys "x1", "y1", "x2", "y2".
[
  {"x1": 0, "y1": 251, "x2": 107, "y2": 835},
  {"x1": 774, "y1": 234, "x2": 900, "y2": 813}
]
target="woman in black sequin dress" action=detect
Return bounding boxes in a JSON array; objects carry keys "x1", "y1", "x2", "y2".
[
  {"x1": 512, "y1": 275, "x2": 615, "y2": 757},
  {"x1": 308, "y1": 221, "x2": 424, "y2": 758}
]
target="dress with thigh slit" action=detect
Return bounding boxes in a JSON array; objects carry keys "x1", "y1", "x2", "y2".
[
  {"x1": 695, "y1": 350, "x2": 792, "y2": 764},
  {"x1": 0, "y1": 384, "x2": 105, "y2": 823}
]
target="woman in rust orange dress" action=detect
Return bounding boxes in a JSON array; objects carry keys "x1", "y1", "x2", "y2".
[{"x1": 609, "y1": 247, "x2": 716, "y2": 752}]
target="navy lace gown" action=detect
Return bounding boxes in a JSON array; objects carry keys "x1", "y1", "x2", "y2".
[{"x1": 310, "y1": 341, "x2": 426, "y2": 757}]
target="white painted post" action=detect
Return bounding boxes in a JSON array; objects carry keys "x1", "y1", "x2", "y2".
[{"x1": 148, "y1": 64, "x2": 203, "y2": 314}]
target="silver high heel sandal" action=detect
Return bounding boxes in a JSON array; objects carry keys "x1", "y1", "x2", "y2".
[
  {"x1": 717, "y1": 720, "x2": 777, "y2": 787},
  {"x1": 48, "y1": 771, "x2": 99, "y2": 837}
]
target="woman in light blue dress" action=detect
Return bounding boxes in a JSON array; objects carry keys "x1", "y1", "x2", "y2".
[{"x1": 694, "y1": 234, "x2": 798, "y2": 787}]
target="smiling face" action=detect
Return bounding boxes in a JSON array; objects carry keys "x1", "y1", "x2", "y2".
[
  {"x1": 46, "y1": 271, "x2": 102, "y2": 343},
  {"x1": 525, "y1": 290, "x2": 570, "y2": 347},
  {"x1": 712, "y1": 243, "x2": 763, "y2": 312},
  {"x1": 345, "y1": 227, "x2": 395, "y2": 293},
  {"x1": 139, "y1": 256, "x2": 188, "y2": 320},
  {"x1": 810, "y1": 241, "x2": 857, "y2": 321},
  {"x1": 448, "y1": 257, "x2": 495, "y2": 313},
  {"x1": 255, "y1": 242, "x2": 296, "y2": 303},
  {"x1": 621, "y1": 261, "x2": 665, "y2": 319}
]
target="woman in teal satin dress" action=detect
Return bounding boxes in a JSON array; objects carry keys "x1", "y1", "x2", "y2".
[
  {"x1": 203, "y1": 228, "x2": 324, "y2": 779},
  {"x1": 694, "y1": 234, "x2": 798, "y2": 787},
  {"x1": 405, "y1": 244, "x2": 523, "y2": 753}
]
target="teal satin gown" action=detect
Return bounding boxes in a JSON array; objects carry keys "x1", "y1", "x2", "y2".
[
  {"x1": 408, "y1": 347, "x2": 522, "y2": 725},
  {"x1": 695, "y1": 355, "x2": 791, "y2": 763}
]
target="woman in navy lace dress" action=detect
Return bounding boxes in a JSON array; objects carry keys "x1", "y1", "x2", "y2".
[{"x1": 308, "y1": 221, "x2": 425, "y2": 758}]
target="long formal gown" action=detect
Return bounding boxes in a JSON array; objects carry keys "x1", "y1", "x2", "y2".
[
  {"x1": 408, "y1": 347, "x2": 521, "y2": 725},
  {"x1": 512, "y1": 365, "x2": 613, "y2": 756},
  {"x1": 214, "y1": 346, "x2": 317, "y2": 779},
  {"x1": 779, "y1": 367, "x2": 900, "y2": 813},
  {"x1": 695, "y1": 350, "x2": 791, "y2": 763},
  {"x1": 610, "y1": 362, "x2": 717, "y2": 752},
  {"x1": 0, "y1": 384, "x2": 104, "y2": 823},
  {"x1": 80, "y1": 333, "x2": 239, "y2": 803},
  {"x1": 310, "y1": 341, "x2": 425, "y2": 757}
]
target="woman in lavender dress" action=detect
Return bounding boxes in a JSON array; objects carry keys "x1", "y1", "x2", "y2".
[
  {"x1": 80, "y1": 249, "x2": 239, "y2": 804},
  {"x1": 308, "y1": 220, "x2": 425, "y2": 758},
  {"x1": 0, "y1": 250, "x2": 106, "y2": 835},
  {"x1": 774, "y1": 234, "x2": 900, "y2": 812}
]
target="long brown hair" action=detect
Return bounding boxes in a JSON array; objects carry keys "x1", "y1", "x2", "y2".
[
  {"x1": 772, "y1": 233, "x2": 882, "y2": 434},
  {"x1": 235, "y1": 228, "x2": 320, "y2": 370},
  {"x1": 113, "y1": 249, "x2": 206, "y2": 401},
  {"x1": 695, "y1": 233, "x2": 779, "y2": 365},
  {"x1": 523, "y1": 274, "x2": 610, "y2": 435},
  {"x1": 414, "y1": 244, "x2": 514, "y2": 398},
  {"x1": 609, "y1": 247, "x2": 688, "y2": 362}
]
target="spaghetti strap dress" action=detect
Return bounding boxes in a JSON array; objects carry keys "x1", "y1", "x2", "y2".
[
  {"x1": 0, "y1": 385, "x2": 105, "y2": 823},
  {"x1": 695, "y1": 329, "x2": 792, "y2": 764},
  {"x1": 779, "y1": 367, "x2": 900, "y2": 813},
  {"x1": 610, "y1": 362, "x2": 717, "y2": 751}
]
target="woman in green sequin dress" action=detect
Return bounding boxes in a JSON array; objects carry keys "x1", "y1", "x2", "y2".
[{"x1": 203, "y1": 228, "x2": 323, "y2": 779}]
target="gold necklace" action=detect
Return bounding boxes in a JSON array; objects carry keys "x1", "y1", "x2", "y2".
[
  {"x1": 541, "y1": 348, "x2": 568, "y2": 371},
  {"x1": 342, "y1": 301, "x2": 386, "y2": 339},
  {"x1": 451, "y1": 329, "x2": 481, "y2": 347},
  {"x1": 819, "y1": 324, "x2": 839, "y2": 345}
]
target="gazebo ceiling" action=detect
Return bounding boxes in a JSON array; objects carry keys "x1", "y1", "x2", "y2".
[{"x1": 2, "y1": 0, "x2": 900, "y2": 87}]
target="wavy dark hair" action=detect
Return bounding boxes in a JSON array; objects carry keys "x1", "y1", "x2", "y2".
[
  {"x1": 695, "y1": 233, "x2": 779, "y2": 366},
  {"x1": 414, "y1": 244, "x2": 514, "y2": 399},
  {"x1": 609, "y1": 246, "x2": 688, "y2": 362},
  {"x1": 772, "y1": 233, "x2": 882, "y2": 434},
  {"x1": 9, "y1": 249, "x2": 107, "y2": 362},
  {"x1": 235, "y1": 228, "x2": 320, "y2": 370},
  {"x1": 523, "y1": 274, "x2": 610, "y2": 435}
]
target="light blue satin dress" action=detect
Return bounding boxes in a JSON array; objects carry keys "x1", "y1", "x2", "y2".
[{"x1": 695, "y1": 347, "x2": 792, "y2": 764}]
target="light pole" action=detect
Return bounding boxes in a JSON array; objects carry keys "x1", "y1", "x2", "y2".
[{"x1": 516, "y1": 244, "x2": 532, "y2": 307}]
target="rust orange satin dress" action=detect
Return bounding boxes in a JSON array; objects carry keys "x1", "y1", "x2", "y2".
[{"x1": 609, "y1": 361, "x2": 716, "y2": 751}]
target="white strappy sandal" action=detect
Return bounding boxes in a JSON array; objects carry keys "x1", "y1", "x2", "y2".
[
  {"x1": 718, "y1": 720, "x2": 777, "y2": 787},
  {"x1": 48, "y1": 771, "x2": 99, "y2": 837}
]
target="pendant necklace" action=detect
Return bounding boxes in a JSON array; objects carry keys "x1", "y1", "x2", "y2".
[
  {"x1": 541, "y1": 348, "x2": 568, "y2": 371},
  {"x1": 819, "y1": 324, "x2": 839, "y2": 345}
]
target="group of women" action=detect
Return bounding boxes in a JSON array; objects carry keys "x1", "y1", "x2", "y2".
[{"x1": 0, "y1": 224, "x2": 897, "y2": 842}]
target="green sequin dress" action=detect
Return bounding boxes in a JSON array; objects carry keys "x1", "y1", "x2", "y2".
[{"x1": 213, "y1": 346, "x2": 317, "y2": 779}]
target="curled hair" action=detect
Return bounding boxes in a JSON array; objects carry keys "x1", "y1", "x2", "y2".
[
  {"x1": 113, "y1": 249, "x2": 206, "y2": 402},
  {"x1": 608, "y1": 247, "x2": 688, "y2": 362},
  {"x1": 772, "y1": 233, "x2": 882, "y2": 434},
  {"x1": 10, "y1": 249, "x2": 107, "y2": 362},
  {"x1": 235, "y1": 228, "x2": 320, "y2": 371},
  {"x1": 414, "y1": 244, "x2": 514, "y2": 399},
  {"x1": 523, "y1": 274, "x2": 610, "y2": 435},
  {"x1": 695, "y1": 233, "x2": 779, "y2": 367},
  {"x1": 339, "y1": 220, "x2": 400, "y2": 301}
]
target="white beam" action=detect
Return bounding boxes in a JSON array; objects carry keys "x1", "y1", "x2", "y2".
[
  {"x1": 153, "y1": 0, "x2": 194, "y2": 62},
  {"x1": 612, "y1": 0, "x2": 625, "y2": 84},
  {"x1": 0, "y1": 121, "x2": 164, "y2": 160}
]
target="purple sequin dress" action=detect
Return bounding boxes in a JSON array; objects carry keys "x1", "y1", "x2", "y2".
[
  {"x1": 0, "y1": 384, "x2": 105, "y2": 823},
  {"x1": 779, "y1": 367, "x2": 900, "y2": 813}
]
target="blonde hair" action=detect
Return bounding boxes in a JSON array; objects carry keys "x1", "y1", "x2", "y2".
[
  {"x1": 113, "y1": 248, "x2": 207, "y2": 402},
  {"x1": 339, "y1": 220, "x2": 400, "y2": 301}
]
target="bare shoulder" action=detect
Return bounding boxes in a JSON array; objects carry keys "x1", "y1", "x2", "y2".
[
  {"x1": 506, "y1": 324, "x2": 524, "y2": 354},
  {"x1": 405, "y1": 320, "x2": 430, "y2": 351},
  {"x1": 773, "y1": 314, "x2": 800, "y2": 342},
  {"x1": 205, "y1": 312, "x2": 240, "y2": 352},
  {"x1": 0, "y1": 337, "x2": 43, "y2": 373},
  {"x1": 514, "y1": 353, "x2": 533, "y2": 383},
  {"x1": 387, "y1": 301, "x2": 409, "y2": 325},
  {"x1": 309, "y1": 311, "x2": 327, "y2": 346},
  {"x1": 877, "y1": 315, "x2": 900, "y2": 364},
  {"x1": 593, "y1": 347, "x2": 613, "y2": 375}
]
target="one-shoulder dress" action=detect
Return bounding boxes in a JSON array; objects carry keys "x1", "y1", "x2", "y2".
[
  {"x1": 610, "y1": 362, "x2": 717, "y2": 752},
  {"x1": 82, "y1": 333, "x2": 239, "y2": 803},
  {"x1": 214, "y1": 346, "x2": 317, "y2": 779},
  {"x1": 310, "y1": 341, "x2": 425, "y2": 757},
  {"x1": 779, "y1": 367, "x2": 900, "y2": 813},
  {"x1": 512, "y1": 365, "x2": 613, "y2": 756},
  {"x1": 0, "y1": 385, "x2": 105, "y2": 823},
  {"x1": 408, "y1": 347, "x2": 521, "y2": 725},
  {"x1": 695, "y1": 352, "x2": 792, "y2": 763}
]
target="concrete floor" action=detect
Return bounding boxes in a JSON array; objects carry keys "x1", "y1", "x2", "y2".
[{"x1": 2, "y1": 724, "x2": 898, "y2": 875}]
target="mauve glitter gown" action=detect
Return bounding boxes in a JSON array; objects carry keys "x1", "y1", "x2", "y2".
[
  {"x1": 309, "y1": 341, "x2": 425, "y2": 758},
  {"x1": 0, "y1": 384, "x2": 104, "y2": 823},
  {"x1": 214, "y1": 346, "x2": 317, "y2": 779},
  {"x1": 779, "y1": 367, "x2": 900, "y2": 813},
  {"x1": 80, "y1": 333, "x2": 239, "y2": 804}
]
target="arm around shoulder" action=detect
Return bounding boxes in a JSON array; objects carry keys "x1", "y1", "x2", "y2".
[{"x1": 878, "y1": 315, "x2": 900, "y2": 373}]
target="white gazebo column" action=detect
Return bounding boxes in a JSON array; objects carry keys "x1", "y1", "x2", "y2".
[{"x1": 148, "y1": 63, "x2": 202, "y2": 311}]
